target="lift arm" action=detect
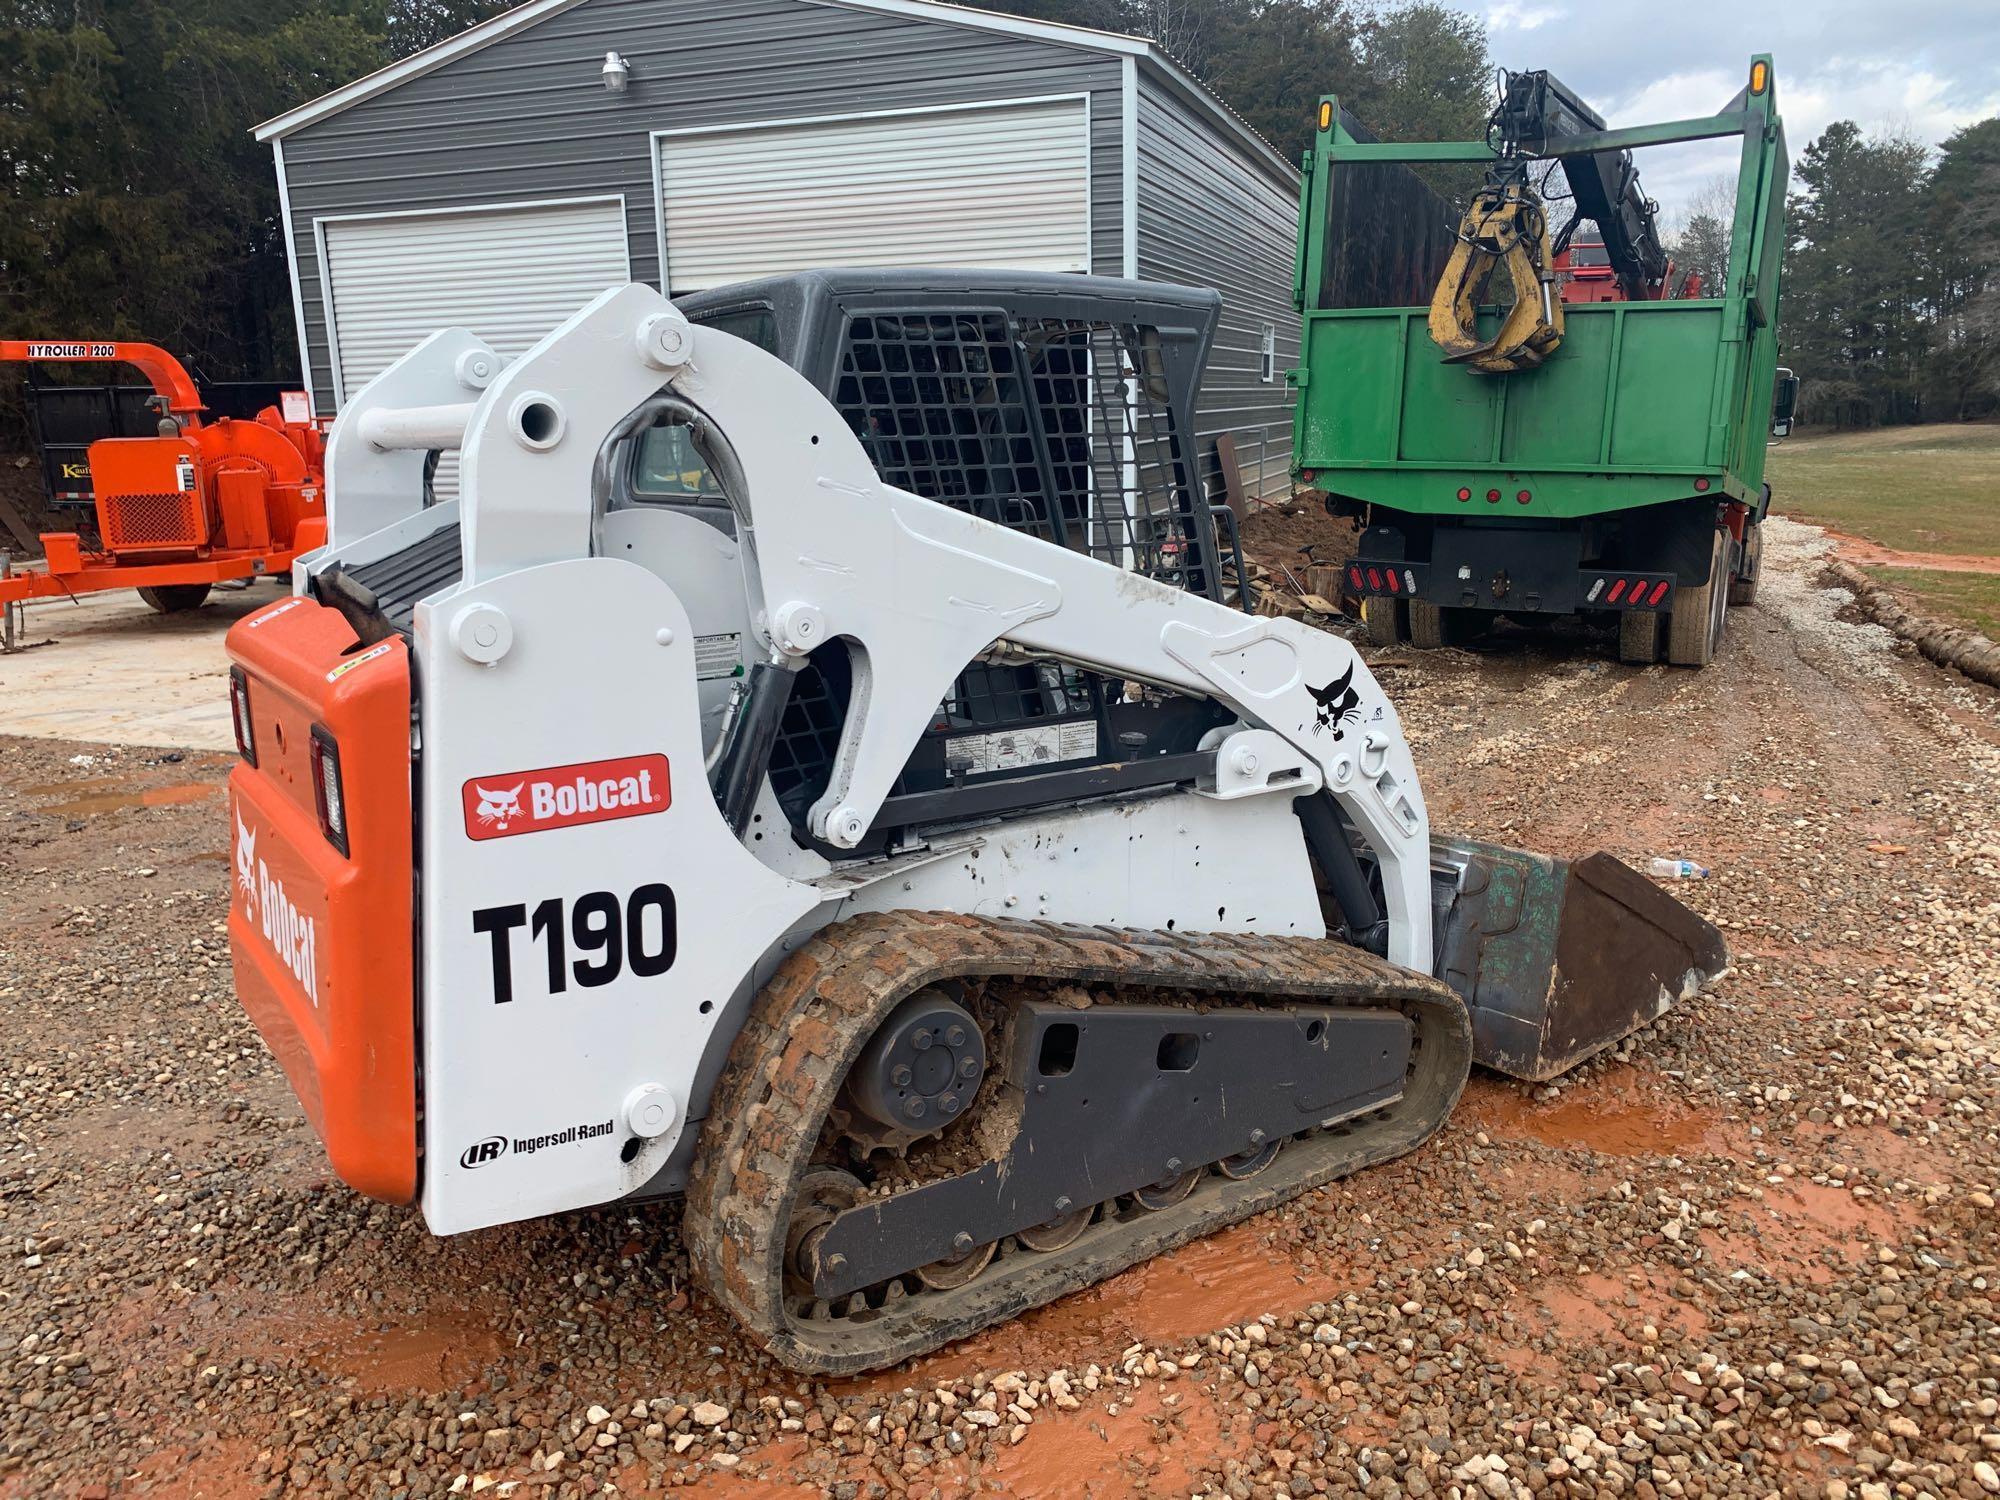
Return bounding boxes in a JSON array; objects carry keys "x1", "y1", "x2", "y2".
[{"x1": 0, "y1": 340, "x2": 204, "y2": 419}]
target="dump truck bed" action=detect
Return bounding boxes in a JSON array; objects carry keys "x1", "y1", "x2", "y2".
[
  {"x1": 1291, "y1": 58, "x2": 1788, "y2": 525},
  {"x1": 1298, "y1": 297, "x2": 1766, "y2": 515}
]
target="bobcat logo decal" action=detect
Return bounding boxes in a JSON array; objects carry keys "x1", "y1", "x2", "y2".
[
  {"x1": 235, "y1": 812, "x2": 259, "y2": 915},
  {"x1": 472, "y1": 783, "x2": 526, "y2": 832},
  {"x1": 1307, "y1": 662, "x2": 1363, "y2": 740}
]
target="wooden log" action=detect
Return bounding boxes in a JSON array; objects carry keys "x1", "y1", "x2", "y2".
[
  {"x1": 1215, "y1": 433, "x2": 1249, "y2": 523},
  {"x1": 0, "y1": 488, "x2": 42, "y2": 557},
  {"x1": 1825, "y1": 559, "x2": 2000, "y2": 689}
]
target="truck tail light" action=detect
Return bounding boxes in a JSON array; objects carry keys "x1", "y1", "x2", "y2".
[
  {"x1": 229, "y1": 667, "x2": 257, "y2": 767},
  {"x1": 309, "y1": 725, "x2": 349, "y2": 856}
]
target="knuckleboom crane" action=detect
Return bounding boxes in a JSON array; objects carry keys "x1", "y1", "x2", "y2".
[{"x1": 1428, "y1": 69, "x2": 1675, "y2": 372}]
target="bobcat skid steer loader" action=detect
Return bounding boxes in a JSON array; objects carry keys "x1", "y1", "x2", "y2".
[{"x1": 224, "y1": 272, "x2": 1724, "y2": 1374}]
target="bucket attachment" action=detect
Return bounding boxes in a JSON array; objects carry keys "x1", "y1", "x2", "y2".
[{"x1": 1428, "y1": 837, "x2": 1727, "y2": 1082}]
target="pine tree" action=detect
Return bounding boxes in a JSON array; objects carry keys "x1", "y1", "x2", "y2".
[{"x1": 1785, "y1": 121, "x2": 1932, "y2": 428}]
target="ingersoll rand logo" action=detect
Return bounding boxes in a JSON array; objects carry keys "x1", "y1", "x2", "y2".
[
  {"x1": 235, "y1": 810, "x2": 319, "y2": 1005},
  {"x1": 459, "y1": 1136, "x2": 507, "y2": 1169},
  {"x1": 461, "y1": 754, "x2": 671, "y2": 841}
]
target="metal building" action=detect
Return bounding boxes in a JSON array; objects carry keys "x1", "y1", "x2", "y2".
[{"x1": 257, "y1": 0, "x2": 1303, "y2": 502}]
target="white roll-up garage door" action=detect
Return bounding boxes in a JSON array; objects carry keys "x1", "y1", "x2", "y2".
[
  {"x1": 656, "y1": 97, "x2": 1090, "y2": 292},
  {"x1": 320, "y1": 196, "x2": 631, "y2": 404}
]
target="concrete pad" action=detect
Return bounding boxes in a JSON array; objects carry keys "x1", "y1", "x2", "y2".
[{"x1": 1, "y1": 580, "x2": 292, "y2": 751}]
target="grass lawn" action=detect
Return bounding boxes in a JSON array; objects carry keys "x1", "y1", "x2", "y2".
[
  {"x1": 1765, "y1": 422, "x2": 2000, "y2": 557},
  {"x1": 1862, "y1": 567, "x2": 2000, "y2": 638}
]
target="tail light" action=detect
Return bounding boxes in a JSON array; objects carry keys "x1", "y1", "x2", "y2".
[
  {"x1": 309, "y1": 726, "x2": 349, "y2": 856},
  {"x1": 229, "y1": 667, "x2": 258, "y2": 766}
]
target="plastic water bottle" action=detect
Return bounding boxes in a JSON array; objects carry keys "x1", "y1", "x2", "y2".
[{"x1": 1647, "y1": 857, "x2": 1709, "y2": 880}]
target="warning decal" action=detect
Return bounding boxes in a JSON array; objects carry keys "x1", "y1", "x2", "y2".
[
  {"x1": 944, "y1": 721, "x2": 1098, "y2": 777},
  {"x1": 694, "y1": 633, "x2": 744, "y2": 681}
]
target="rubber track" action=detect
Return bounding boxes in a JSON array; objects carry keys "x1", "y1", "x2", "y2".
[{"x1": 683, "y1": 911, "x2": 1472, "y2": 1375}]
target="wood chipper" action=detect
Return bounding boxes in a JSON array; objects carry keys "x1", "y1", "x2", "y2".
[
  {"x1": 0, "y1": 341, "x2": 326, "y2": 626},
  {"x1": 220, "y1": 273, "x2": 1727, "y2": 1373}
]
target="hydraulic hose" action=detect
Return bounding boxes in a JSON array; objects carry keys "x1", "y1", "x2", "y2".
[{"x1": 1296, "y1": 791, "x2": 1389, "y2": 954}]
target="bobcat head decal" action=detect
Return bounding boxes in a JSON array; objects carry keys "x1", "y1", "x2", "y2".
[
  {"x1": 235, "y1": 811, "x2": 258, "y2": 913},
  {"x1": 1307, "y1": 662, "x2": 1363, "y2": 740},
  {"x1": 473, "y1": 783, "x2": 526, "y2": 832}
]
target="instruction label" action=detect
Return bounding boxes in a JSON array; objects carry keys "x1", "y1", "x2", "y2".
[
  {"x1": 694, "y1": 633, "x2": 744, "y2": 681},
  {"x1": 945, "y1": 721, "x2": 1097, "y2": 776},
  {"x1": 175, "y1": 456, "x2": 196, "y2": 493}
]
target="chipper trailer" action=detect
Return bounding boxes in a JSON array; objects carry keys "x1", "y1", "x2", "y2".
[
  {"x1": 223, "y1": 272, "x2": 1725, "y2": 1373},
  {"x1": 1292, "y1": 57, "x2": 1797, "y2": 665},
  {"x1": 0, "y1": 341, "x2": 325, "y2": 628}
]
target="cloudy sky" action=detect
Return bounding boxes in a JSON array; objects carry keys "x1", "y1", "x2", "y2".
[{"x1": 1474, "y1": 0, "x2": 2000, "y2": 225}]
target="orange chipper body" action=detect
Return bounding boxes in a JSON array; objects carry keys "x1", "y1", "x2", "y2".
[{"x1": 0, "y1": 341, "x2": 327, "y2": 609}]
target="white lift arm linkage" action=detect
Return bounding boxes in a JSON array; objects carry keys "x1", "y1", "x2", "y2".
[
  {"x1": 332, "y1": 284, "x2": 1436, "y2": 970},
  {"x1": 323, "y1": 287, "x2": 1435, "y2": 1233}
]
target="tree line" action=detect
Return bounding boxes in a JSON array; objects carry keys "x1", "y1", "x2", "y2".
[
  {"x1": 1778, "y1": 118, "x2": 2000, "y2": 427},
  {"x1": 4, "y1": 0, "x2": 1994, "y2": 444},
  {"x1": 0, "y1": 0, "x2": 506, "y2": 445}
]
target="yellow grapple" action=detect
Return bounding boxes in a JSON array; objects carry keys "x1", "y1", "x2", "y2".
[{"x1": 1428, "y1": 177, "x2": 1565, "y2": 374}]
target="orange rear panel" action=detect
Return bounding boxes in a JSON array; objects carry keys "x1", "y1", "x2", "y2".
[{"x1": 227, "y1": 598, "x2": 417, "y2": 1204}]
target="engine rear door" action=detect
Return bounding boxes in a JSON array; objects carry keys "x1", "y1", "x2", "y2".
[
  {"x1": 414, "y1": 557, "x2": 818, "y2": 1234},
  {"x1": 227, "y1": 597, "x2": 417, "y2": 1203}
]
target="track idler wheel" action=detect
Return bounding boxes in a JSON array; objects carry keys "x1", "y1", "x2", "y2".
[{"x1": 785, "y1": 1168, "x2": 865, "y2": 1310}]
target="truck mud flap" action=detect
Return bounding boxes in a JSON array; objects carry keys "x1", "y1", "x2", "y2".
[{"x1": 1428, "y1": 837, "x2": 1727, "y2": 1082}]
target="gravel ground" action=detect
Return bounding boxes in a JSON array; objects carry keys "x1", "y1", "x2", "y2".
[{"x1": 1, "y1": 516, "x2": 1996, "y2": 1500}]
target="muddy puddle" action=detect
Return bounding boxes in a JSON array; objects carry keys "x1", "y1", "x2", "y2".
[
  {"x1": 115, "y1": 1285, "x2": 513, "y2": 1399},
  {"x1": 841, "y1": 1217, "x2": 1353, "y2": 1394},
  {"x1": 1459, "y1": 1069, "x2": 1728, "y2": 1157},
  {"x1": 20, "y1": 775, "x2": 222, "y2": 818},
  {"x1": 1530, "y1": 1268, "x2": 1711, "y2": 1351}
]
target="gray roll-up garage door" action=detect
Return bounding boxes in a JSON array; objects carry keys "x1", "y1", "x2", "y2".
[
  {"x1": 657, "y1": 97, "x2": 1090, "y2": 293},
  {"x1": 320, "y1": 196, "x2": 631, "y2": 405}
]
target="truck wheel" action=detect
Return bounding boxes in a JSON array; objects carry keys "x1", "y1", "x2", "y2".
[
  {"x1": 1408, "y1": 601, "x2": 1458, "y2": 650},
  {"x1": 1361, "y1": 596, "x2": 1405, "y2": 646},
  {"x1": 137, "y1": 585, "x2": 212, "y2": 614},
  {"x1": 1618, "y1": 609, "x2": 1661, "y2": 664},
  {"x1": 1667, "y1": 530, "x2": 1728, "y2": 667},
  {"x1": 1727, "y1": 522, "x2": 1762, "y2": 607}
]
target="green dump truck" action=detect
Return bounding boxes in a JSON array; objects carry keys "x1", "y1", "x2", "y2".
[{"x1": 1291, "y1": 57, "x2": 1795, "y2": 665}]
